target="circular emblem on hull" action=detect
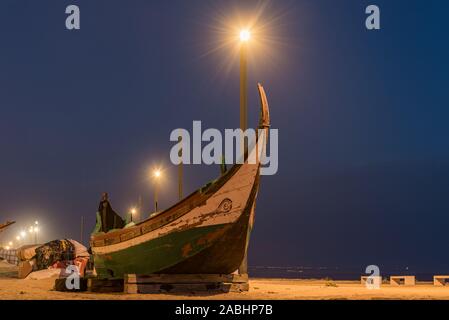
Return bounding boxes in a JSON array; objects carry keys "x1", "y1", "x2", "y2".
[{"x1": 217, "y1": 198, "x2": 233, "y2": 213}]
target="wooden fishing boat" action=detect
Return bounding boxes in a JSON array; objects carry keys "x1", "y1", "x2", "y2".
[
  {"x1": 90, "y1": 84, "x2": 271, "y2": 279},
  {"x1": 0, "y1": 221, "x2": 15, "y2": 233}
]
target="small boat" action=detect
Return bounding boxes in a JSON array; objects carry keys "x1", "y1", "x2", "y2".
[
  {"x1": 90, "y1": 84, "x2": 271, "y2": 278},
  {"x1": 0, "y1": 221, "x2": 15, "y2": 233}
]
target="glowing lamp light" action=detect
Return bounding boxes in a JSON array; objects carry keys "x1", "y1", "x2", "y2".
[
  {"x1": 8, "y1": 242, "x2": 13, "y2": 246},
  {"x1": 16, "y1": 236, "x2": 21, "y2": 241},
  {"x1": 239, "y1": 29, "x2": 251, "y2": 42},
  {"x1": 153, "y1": 170, "x2": 162, "y2": 179},
  {"x1": 20, "y1": 231, "x2": 26, "y2": 238},
  {"x1": 130, "y1": 208, "x2": 137, "y2": 215}
]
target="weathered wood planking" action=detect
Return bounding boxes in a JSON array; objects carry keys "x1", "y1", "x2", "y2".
[
  {"x1": 54, "y1": 278, "x2": 88, "y2": 292},
  {"x1": 87, "y1": 278, "x2": 124, "y2": 293},
  {"x1": 125, "y1": 273, "x2": 249, "y2": 294},
  {"x1": 125, "y1": 273, "x2": 248, "y2": 284},
  {"x1": 125, "y1": 282, "x2": 249, "y2": 294}
]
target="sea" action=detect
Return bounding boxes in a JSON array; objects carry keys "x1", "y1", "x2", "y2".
[{"x1": 248, "y1": 266, "x2": 437, "y2": 281}]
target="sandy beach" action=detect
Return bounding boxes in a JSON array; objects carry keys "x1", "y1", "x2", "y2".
[
  {"x1": 2, "y1": 260, "x2": 449, "y2": 300},
  {"x1": 2, "y1": 275, "x2": 449, "y2": 300}
]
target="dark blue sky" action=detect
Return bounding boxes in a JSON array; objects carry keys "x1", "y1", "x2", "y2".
[{"x1": 1, "y1": 0, "x2": 448, "y2": 273}]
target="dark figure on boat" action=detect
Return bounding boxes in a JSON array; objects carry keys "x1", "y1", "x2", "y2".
[{"x1": 98, "y1": 193, "x2": 125, "y2": 233}]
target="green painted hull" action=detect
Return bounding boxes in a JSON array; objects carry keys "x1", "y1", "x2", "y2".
[
  {"x1": 94, "y1": 224, "x2": 231, "y2": 278},
  {"x1": 94, "y1": 169, "x2": 258, "y2": 279}
]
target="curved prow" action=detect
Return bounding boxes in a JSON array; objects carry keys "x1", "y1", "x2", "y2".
[
  {"x1": 253, "y1": 84, "x2": 271, "y2": 166},
  {"x1": 257, "y1": 83, "x2": 271, "y2": 129}
]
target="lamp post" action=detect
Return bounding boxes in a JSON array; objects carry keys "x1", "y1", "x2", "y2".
[
  {"x1": 28, "y1": 226, "x2": 38, "y2": 245},
  {"x1": 130, "y1": 208, "x2": 137, "y2": 222},
  {"x1": 178, "y1": 135, "x2": 183, "y2": 201},
  {"x1": 16, "y1": 235, "x2": 22, "y2": 246},
  {"x1": 153, "y1": 169, "x2": 162, "y2": 213},
  {"x1": 238, "y1": 29, "x2": 251, "y2": 276},
  {"x1": 20, "y1": 231, "x2": 26, "y2": 244},
  {"x1": 28, "y1": 226, "x2": 34, "y2": 244},
  {"x1": 239, "y1": 29, "x2": 250, "y2": 158},
  {"x1": 34, "y1": 221, "x2": 39, "y2": 244},
  {"x1": 80, "y1": 216, "x2": 84, "y2": 245}
]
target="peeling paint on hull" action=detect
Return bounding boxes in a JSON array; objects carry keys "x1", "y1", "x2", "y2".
[
  {"x1": 94, "y1": 172, "x2": 259, "y2": 278},
  {"x1": 94, "y1": 224, "x2": 230, "y2": 278}
]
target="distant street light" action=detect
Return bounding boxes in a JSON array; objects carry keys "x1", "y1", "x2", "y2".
[
  {"x1": 28, "y1": 226, "x2": 34, "y2": 244},
  {"x1": 130, "y1": 207, "x2": 137, "y2": 222},
  {"x1": 34, "y1": 226, "x2": 39, "y2": 244},
  {"x1": 152, "y1": 169, "x2": 163, "y2": 213}
]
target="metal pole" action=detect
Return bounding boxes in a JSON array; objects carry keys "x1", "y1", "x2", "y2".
[
  {"x1": 154, "y1": 182, "x2": 158, "y2": 213},
  {"x1": 178, "y1": 135, "x2": 183, "y2": 200},
  {"x1": 240, "y1": 43, "x2": 248, "y2": 159},
  {"x1": 138, "y1": 195, "x2": 142, "y2": 221},
  {"x1": 80, "y1": 216, "x2": 84, "y2": 245},
  {"x1": 238, "y1": 43, "x2": 249, "y2": 276}
]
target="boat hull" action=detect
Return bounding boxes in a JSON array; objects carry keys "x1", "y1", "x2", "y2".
[
  {"x1": 93, "y1": 174, "x2": 258, "y2": 278},
  {"x1": 91, "y1": 83, "x2": 270, "y2": 279}
]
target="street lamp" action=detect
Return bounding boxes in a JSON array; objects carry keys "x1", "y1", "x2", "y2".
[
  {"x1": 34, "y1": 226, "x2": 39, "y2": 244},
  {"x1": 239, "y1": 29, "x2": 251, "y2": 42},
  {"x1": 153, "y1": 169, "x2": 162, "y2": 213},
  {"x1": 130, "y1": 207, "x2": 137, "y2": 222},
  {"x1": 239, "y1": 29, "x2": 251, "y2": 158},
  {"x1": 28, "y1": 226, "x2": 34, "y2": 243},
  {"x1": 238, "y1": 28, "x2": 252, "y2": 276}
]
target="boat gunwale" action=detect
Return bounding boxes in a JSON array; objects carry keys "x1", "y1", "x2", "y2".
[
  {"x1": 90, "y1": 163, "x2": 242, "y2": 246},
  {"x1": 90, "y1": 83, "x2": 271, "y2": 248}
]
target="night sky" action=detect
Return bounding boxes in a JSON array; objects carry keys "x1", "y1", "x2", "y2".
[{"x1": 1, "y1": 0, "x2": 448, "y2": 274}]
